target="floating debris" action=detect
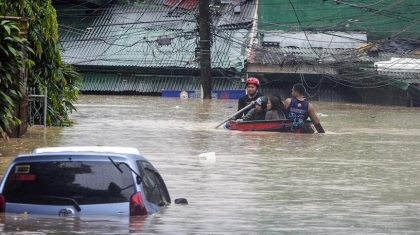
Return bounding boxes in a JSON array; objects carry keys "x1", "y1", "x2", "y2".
[{"x1": 198, "y1": 152, "x2": 216, "y2": 163}]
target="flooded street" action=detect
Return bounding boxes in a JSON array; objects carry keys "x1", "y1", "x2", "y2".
[{"x1": 1, "y1": 95, "x2": 420, "y2": 234}]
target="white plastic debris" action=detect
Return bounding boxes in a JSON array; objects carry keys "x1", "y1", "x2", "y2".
[{"x1": 198, "y1": 152, "x2": 216, "y2": 163}]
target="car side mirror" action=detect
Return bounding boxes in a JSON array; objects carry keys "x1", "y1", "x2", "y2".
[{"x1": 174, "y1": 198, "x2": 188, "y2": 205}]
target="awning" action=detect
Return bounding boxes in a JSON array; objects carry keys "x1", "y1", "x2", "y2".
[{"x1": 375, "y1": 57, "x2": 420, "y2": 73}]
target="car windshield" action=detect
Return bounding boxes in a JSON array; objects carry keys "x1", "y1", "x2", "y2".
[{"x1": 2, "y1": 161, "x2": 136, "y2": 205}]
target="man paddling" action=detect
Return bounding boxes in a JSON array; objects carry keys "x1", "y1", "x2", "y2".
[
  {"x1": 233, "y1": 77, "x2": 264, "y2": 119},
  {"x1": 284, "y1": 83, "x2": 325, "y2": 133}
]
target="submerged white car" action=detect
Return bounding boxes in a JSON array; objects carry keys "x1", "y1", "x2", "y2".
[{"x1": 0, "y1": 146, "x2": 187, "y2": 216}]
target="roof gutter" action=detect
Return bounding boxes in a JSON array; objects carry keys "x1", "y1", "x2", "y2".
[{"x1": 407, "y1": 84, "x2": 420, "y2": 97}]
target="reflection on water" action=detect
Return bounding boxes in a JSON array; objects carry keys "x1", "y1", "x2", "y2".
[
  {"x1": 0, "y1": 213, "x2": 147, "y2": 234},
  {"x1": 1, "y1": 95, "x2": 420, "y2": 234}
]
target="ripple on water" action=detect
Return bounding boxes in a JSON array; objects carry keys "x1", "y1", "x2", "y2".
[{"x1": 1, "y1": 96, "x2": 420, "y2": 234}]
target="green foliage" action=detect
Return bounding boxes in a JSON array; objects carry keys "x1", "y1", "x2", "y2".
[
  {"x1": 47, "y1": 62, "x2": 82, "y2": 126},
  {"x1": 0, "y1": 20, "x2": 32, "y2": 138},
  {"x1": 1, "y1": 0, "x2": 83, "y2": 130}
]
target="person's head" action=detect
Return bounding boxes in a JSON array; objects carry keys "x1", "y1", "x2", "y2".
[
  {"x1": 272, "y1": 93, "x2": 282, "y2": 102},
  {"x1": 245, "y1": 77, "x2": 260, "y2": 97},
  {"x1": 267, "y1": 96, "x2": 280, "y2": 111},
  {"x1": 292, "y1": 83, "x2": 306, "y2": 97},
  {"x1": 270, "y1": 93, "x2": 285, "y2": 110},
  {"x1": 254, "y1": 96, "x2": 267, "y2": 112}
]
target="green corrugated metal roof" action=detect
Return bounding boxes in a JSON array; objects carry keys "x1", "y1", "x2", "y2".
[
  {"x1": 258, "y1": 0, "x2": 420, "y2": 39},
  {"x1": 80, "y1": 73, "x2": 244, "y2": 93},
  {"x1": 57, "y1": 1, "x2": 256, "y2": 72},
  {"x1": 86, "y1": 0, "x2": 109, "y2": 6}
]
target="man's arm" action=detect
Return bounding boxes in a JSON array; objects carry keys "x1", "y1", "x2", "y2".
[
  {"x1": 233, "y1": 98, "x2": 246, "y2": 119},
  {"x1": 241, "y1": 108, "x2": 256, "y2": 121},
  {"x1": 308, "y1": 104, "x2": 325, "y2": 133},
  {"x1": 284, "y1": 98, "x2": 291, "y2": 110},
  {"x1": 237, "y1": 97, "x2": 246, "y2": 111}
]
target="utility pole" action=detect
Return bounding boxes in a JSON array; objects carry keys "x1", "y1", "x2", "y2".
[{"x1": 198, "y1": 0, "x2": 212, "y2": 99}]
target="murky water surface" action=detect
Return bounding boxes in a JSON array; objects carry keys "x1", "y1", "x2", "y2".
[{"x1": 1, "y1": 95, "x2": 420, "y2": 234}]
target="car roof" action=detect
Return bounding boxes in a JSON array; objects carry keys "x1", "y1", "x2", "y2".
[
  {"x1": 33, "y1": 146, "x2": 141, "y2": 155},
  {"x1": 11, "y1": 146, "x2": 148, "y2": 163}
]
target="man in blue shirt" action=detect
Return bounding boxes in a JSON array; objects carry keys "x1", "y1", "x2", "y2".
[{"x1": 284, "y1": 83, "x2": 325, "y2": 133}]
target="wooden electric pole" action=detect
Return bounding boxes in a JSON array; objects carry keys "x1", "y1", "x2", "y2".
[{"x1": 198, "y1": 0, "x2": 212, "y2": 99}]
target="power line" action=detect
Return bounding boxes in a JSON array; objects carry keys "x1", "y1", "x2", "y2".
[{"x1": 54, "y1": 0, "x2": 420, "y2": 90}]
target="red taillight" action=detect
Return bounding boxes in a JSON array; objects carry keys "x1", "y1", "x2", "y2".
[
  {"x1": 0, "y1": 195, "x2": 5, "y2": 212},
  {"x1": 130, "y1": 192, "x2": 147, "y2": 216}
]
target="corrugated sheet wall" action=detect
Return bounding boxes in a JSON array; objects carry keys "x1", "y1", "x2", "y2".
[
  {"x1": 80, "y1": 72, "x2": 345, "y2": 102},
  {"x1": 80, "y1": 73, "x2": 244, "y2": 93},
  {"x1": 260, "y1": 86, "x2": 344, "y2": 103}
]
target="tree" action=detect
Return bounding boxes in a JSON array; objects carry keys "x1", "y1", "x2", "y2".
[
  {"x1": 0, "y1": 0, "x2": 82, "y2": 131},
  {"x1": 0, "y1": 20, "x2": 34, "y2": 139}
]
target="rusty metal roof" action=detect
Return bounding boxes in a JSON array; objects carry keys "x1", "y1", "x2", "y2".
[
  {"x1": 248, "y1": 45, "x2": 420, "y2": 84},
  {"x1": 249, "y1": 46, "x2": 420, "y2": 65},
  {"x1": 215, "y1": 3, "x2": 256, "y2": 29},
  {"x1": 164, "y1": 0, "x2": 198, "y2": 10}
]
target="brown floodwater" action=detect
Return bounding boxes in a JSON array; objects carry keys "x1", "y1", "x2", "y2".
[{"x1": 1, "y1": 95, "x2": 420, "y2": 234}]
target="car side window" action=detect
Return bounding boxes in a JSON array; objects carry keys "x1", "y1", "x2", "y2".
[
  {"x1": 136, "y1": 161, "x2": 163, "y2": 206},
  {"x1": 154, "y1": 171, "x2": 171, "y2": 204}
]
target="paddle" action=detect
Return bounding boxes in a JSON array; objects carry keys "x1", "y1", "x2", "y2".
[{"x1": 214, "y1": 102, "x2": 254, "y2": 129}]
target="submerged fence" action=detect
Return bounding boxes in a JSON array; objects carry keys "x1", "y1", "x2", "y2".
[{"x1": 27, "y1": 87, "x2": 47, "y2": 127}]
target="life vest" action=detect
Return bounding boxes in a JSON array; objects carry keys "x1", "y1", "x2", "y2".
[{"x1": 286, "y1": 97, "x2": 309, "y2": 121}]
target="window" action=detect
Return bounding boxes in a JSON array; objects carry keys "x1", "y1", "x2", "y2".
[
  {"x1": 139, "y1": 162, "x2": 162, "y2": 205},
  {"x1": 3, "y1": 161, "x2": 136, "y2": 205},
  {"x1": 154, "y1": 172, "x2": 171, "y2": 204},
  {"x1": 136, "y1": 161, "x2": 170, "y2": 206}
]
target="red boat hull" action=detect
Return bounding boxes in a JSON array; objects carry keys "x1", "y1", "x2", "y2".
[{"x1": 224, "y1": 119, "x2": 314, "y2": 133}]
